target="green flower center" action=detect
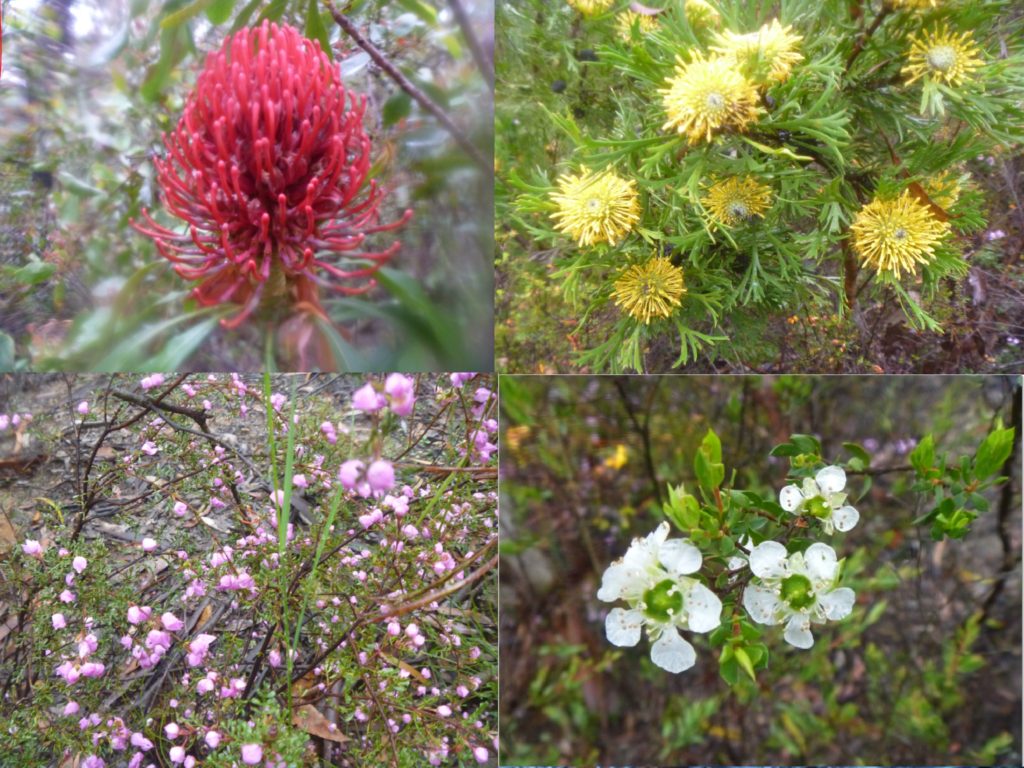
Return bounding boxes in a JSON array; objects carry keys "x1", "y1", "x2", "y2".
[
  {"x1": 805, "y1": 496, "x2": 832, "y2": 519},
  {"x1": 926, "y1": 45, "x2": 956, "y2": 72},
  {"x1": 643, "y1": 578, "x2": 684, "y2": 622},
  {"x1": 780, "y1": 574, "x2": 816, "y2": 610}
]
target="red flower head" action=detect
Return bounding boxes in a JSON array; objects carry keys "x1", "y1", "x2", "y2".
[{"x1": 132, "y1": 20, "x2": 410, "y2": 328}]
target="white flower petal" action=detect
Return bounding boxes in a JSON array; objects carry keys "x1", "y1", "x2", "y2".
[
  {"x1": 748, "y1": 540, "x2": 789, "y2": 579},
  {"x1": 783, "y1": 614, "x2": 814, "y2": 649},
  {"x1": 605, "y1": 608, "x2": 644, "y2": 647},
  {"x1": 804, "y1": 542, "x2": 839, "y2": 583},
  {"x1": 658, "y1": 539, "x2": 702, "y2": 576},
  {"x1": 596, "y1": 563, "x2": 629, "y2": 602},
  {"x1": 648, "y1": 521, "x2": 670, "y2": 548},
  {"x1": 650, "y1": 627, "x2": 696, "y2": 673},
  {"x1": 819, "y1": 587, "x2": 856, "y2": 620},
  {"x1": 778, "y1": 484, "x2": 804, "y2": 512},
  {"x1": 815, "y1": 465, "x2": 846, "y2": 494},
  {"x1": 685, "y1": 583, "x2": 722, "y2": 633},
  {"x1": 832, "y1": 505, "x2": 859, "y2": 533},
  {"x1": 743, "y1": 584, "x2": 783, "y2": 626}
]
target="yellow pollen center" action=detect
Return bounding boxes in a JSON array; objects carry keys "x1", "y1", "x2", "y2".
[{"x1": 926, "y1": 46, "x2": 956, "y2": 71}]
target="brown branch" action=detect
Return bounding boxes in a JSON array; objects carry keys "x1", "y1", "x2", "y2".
[
  {"x1": 446, "y1": 0, "x2": 493, "y2": 88},
  {"x1": 845, "y1": 6, "x2": 891, "y2": 71},
  {"x1": 323, "y1": 0, "x2": 489, "y2": 171}
]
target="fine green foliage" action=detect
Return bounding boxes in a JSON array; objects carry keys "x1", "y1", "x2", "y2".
[{"x1": 496, "y1": 0, "x2": 1024, "y2": 372}]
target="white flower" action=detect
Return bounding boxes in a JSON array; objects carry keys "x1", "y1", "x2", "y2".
[
  {"x1": 779, "y1": 465, "x2": 859, "y2": 534},
  {"x1": 597, "y1": 522, "x2": 722, "y2": 673},
  {"x1": 742, "y1": 540, "x2": 856, "y2": 649}
]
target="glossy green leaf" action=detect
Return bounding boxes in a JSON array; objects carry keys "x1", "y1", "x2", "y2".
[
  {"x1": 205, "y1": 0, "x2": 234, "y2": 24},
  {"x1": 11, "y1": 259, "x2": 56, "y2": 285},
  {"x1": 973, "y1": 426, "x2": 1014, "y2": 481},
  {"x1": 305, "y1": 0, "x2": 333, "y2": 60}
]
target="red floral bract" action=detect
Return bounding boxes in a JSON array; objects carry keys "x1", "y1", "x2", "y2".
[{"x1": 132, "y1": 20, "x2": 410, "y2": 328}]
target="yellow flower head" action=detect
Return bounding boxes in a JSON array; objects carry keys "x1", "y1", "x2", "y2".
[
  {"x1": 902, "y1": 26, "x2": 983, "y2": 87},
  {"x1": 617, "y1": 10, "x2": 659, "y2": 41},
  {"x1": 566, "y1": 0, "x2": 614, "y2": 17},
  {"x1": 850, "y1": 190, "x2": 951, "y2": 278},
  {"x1": 702, "y1": 176, "x2": 773, "y2": 227},
  {"x1": 922, "y1": 171, "x2": 964, "y2": 210},
  {"x1": 660, "y1": 52, "x2": 761, "y2": 144},
  {"x1": 891, "y1": 0, "x2": 940, "y2": 8},
  {"x1": 711, "y1": 19, "x2": 804, "y2": 84},
  {"x1": 612, "y1": 257, "x2": 686, "y2": 324},
  {"x1": 685, "y1": 0, "x2": 721, "y2": 28},
  {"x1": 551, "y1": 168, "x2": 641, "y2": 247}
]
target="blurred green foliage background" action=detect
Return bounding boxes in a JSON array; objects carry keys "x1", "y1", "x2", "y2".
[
  {"x1": 0, "y1": 0, "x2": 492, "y2": 371},
  {"x1": 499, "y1": 374, "x2": 1021, "y2": 765}
]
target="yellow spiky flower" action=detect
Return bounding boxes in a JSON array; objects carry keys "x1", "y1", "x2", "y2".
[
  {"x1": 617, "y1": 10, "x2": 659, "y2": 41},
  {"x1": 902, "y1": 26, "x2": 983, "y2": 87},
  {"x1": 922, "y1": 171, "x2": 964, "y2": 210},
  {"x1": 660, "y1": 52, "x2": 761, "y2": 144},
  {"x1": 850, "y1": 190, "x2": 951, "y2": 278},
  {"x1": 702, "y1": 176, "x2": 773, "y2": 227},
  {"x1": 566, "y1": 0, "x2": 614, "y2": 17},
  {"x1": 612, "y1": 257, "x2": 686, "y2": 324},
  {"x1": 711, "y1": 19, "x2": 804, "y2": 84},
  {"x1": 551, "y1": 168, "x2": 641, "y2": 247},
  {"x1": 685, "y1": 0, "x2": 721, "y2": 28}
]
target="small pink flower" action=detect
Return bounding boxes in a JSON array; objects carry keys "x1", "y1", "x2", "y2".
[
  {"x1": 63, "y1": 701, "x2": 80, "y2": 716},
  {"x1": 21, "y1": 539, "x2": 43, "y2": 557},
  {"x1": 141, "y1": 538, "x2": 157, "y2": 553},
  {"x1": 77, "y1": 401, "x2": 90, "y2": 415},
  {"x1": 161, "y1": 612, "x2": 184, "y2": 632},
  {"x1": 268, "y1": 649, "x2": 282, "y2": 668},
  {"x1": 292, "y1": 473, "x2": 308, "y2": 489},
  {"x1": 168, "y1": 745, "x2": 185, "y2": 764},
  {"x1": 59, "y1": 589, "x2": 75, "y2": 604},
  {"x1": 80, "y1": 661, "x2": 105, "y2": 678},
  {"x1": 401, "y1": 524, "x2": 418, "y2": 539},
  {"x1": 339, "y1": 459, "x2": 365, "y2": 491},
  {"x1": 405, "y1": 623, "x2": 419, "y2": 638},
  {"x1": 140, "y1": 374, "x2": 165, "y2": 391},
  {"x1": 240, "y1": 743, "x2": 263, "y2": 764},
  {"x1": 165, "y1": 723, "x2": 180, "y2": 739},
  {"x1": 130, "y1": 733, "x2": 153, "y2": 751},
  {"x1": 141, "y1": 441, "x2": 159, "y2": 456},
  {"x1": 437, "y1": 704, "x2": 452, "y2": 717},
  {"x1": 196, "y1": 677, "x2": 215, "y2": 694},
  {"x1": 352, "y1": 382, "x2": 385, "y2": 412},
  {"x1": 387, "y1": 621, "x2": 401, "y2": 637},
  {"x1": 384, "y1": 373, "x2": 415, "y2": 416},
  {"x1": 366, "y1": 460, "x2": 395, "y2": 493},
  {"x1": 52, "y1": 613, "x2": 67, "y2": 630},
  {"x1": 173, "y1": 501, "x2": 188, "y2": 517},
  {"x1": 450, "y1": 372, "x2": 474, "y2": 388},
  {"x1": 473, "y1": 746, "x2": 489, "y2": 763},
  {"x1": 204, "y1": 730, "x2": 221, "y2": 749},
  {"x1": 127, "y1": 605, "x2": 152, "y2": 625}
]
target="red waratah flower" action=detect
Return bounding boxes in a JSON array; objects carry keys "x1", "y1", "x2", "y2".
[{"x1": 132, "y1": 20, "x2": 410, "y2": 328}]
